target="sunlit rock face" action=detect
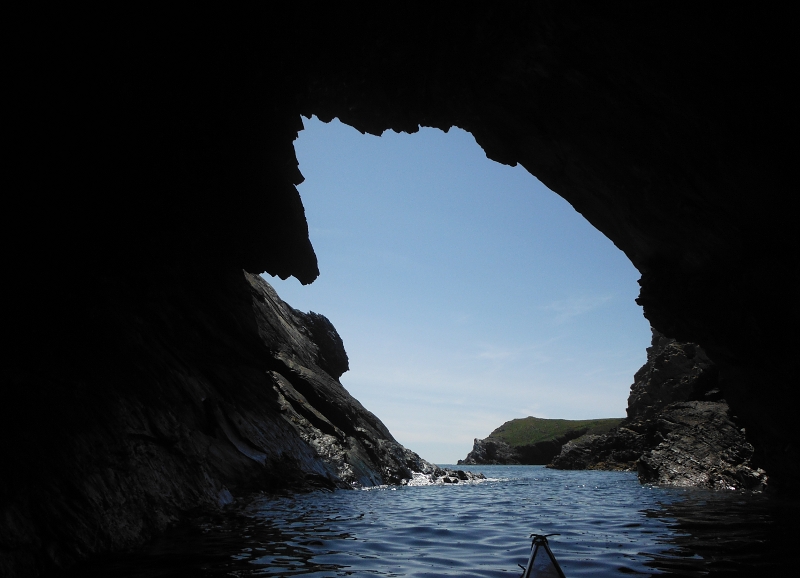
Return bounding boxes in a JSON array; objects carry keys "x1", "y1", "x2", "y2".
[
  {"x1": 636, "y1": 401, "x2": 767, "y2": 490},
  {"x1": 5, "y1": 3, "x2": 798, "y2": 576}
]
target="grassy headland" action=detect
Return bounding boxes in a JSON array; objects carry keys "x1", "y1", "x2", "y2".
[{"x1": 488, "y1": 416, "x2": 624, "y2": 447}]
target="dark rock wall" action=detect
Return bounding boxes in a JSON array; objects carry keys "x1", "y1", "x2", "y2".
[
  {"x1": 627, "y1": 330, "x2": 722, "y2": 419},
  {"x1": 636, "y1": 401, "x2": 766, "y2": 490},
  {"x1": 0, "y1": 271, "x2": 449, "y2": 576}
]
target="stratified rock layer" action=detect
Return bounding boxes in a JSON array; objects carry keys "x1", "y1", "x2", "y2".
[
  {"x1": 627, "y1": 333, "x2": 720, "y2": 419},
  {"x1": 550, "y1": 330, "x2": 766, "y2": 490},
  {"x1": 637, "y1": 401, "x2": 766, "y2": 490}
]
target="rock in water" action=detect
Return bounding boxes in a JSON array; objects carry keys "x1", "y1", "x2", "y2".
[
  {"x1": 550, "y1": 329, "x2": 767, "y2": 490},
  {"x1": 636, "y1": 401, "x2": 766, "y2": 490},
  {"x1": 459, "y1": 437, "x2": 520, "y2": 465},
  {"x1": 549, "y1": 428, "x2": 646, "y2": 471}
]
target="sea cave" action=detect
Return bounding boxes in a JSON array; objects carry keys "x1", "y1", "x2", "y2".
[{"x1": 4, "y1": 4, "x2": 797, "y2": 576}]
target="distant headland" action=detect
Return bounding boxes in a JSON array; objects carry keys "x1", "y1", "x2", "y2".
[{"x1": 458, "y1": 416, "x2": 623, "y2": 465}]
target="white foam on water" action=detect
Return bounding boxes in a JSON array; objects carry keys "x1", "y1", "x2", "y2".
[{"x1": 357, "y1": 471, "x2": 503, "y2": 489}]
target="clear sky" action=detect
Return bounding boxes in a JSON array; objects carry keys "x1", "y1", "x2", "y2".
[{"x1": 266, "y1": 116, "x2": 651, "y2": 465}]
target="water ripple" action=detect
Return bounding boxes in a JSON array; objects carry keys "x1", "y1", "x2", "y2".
[{"x1": 63, "y1": 466, "x2": 796, "y2": 577}]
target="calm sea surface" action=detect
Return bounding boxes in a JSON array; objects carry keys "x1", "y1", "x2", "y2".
[{"x1": 68, "y1": 466, "x2": 797, "y2": 577}]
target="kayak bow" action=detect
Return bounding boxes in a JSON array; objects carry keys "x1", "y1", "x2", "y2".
[{"x1": 520, "y1": 534, "x2": 566, "y2": 578}]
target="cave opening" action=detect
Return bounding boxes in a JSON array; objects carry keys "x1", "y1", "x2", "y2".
[{"x1": 268, "y1": 116, "x2": 651, "y2": 464}]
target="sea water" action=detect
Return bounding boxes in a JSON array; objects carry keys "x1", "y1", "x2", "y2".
[{"x1": 66, "y1": 466, "x2": 796, "y2": 577}]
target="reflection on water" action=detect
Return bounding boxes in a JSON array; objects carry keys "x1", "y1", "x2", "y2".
[{"x1": 63, "y1": 466, "x2": 797, "y2": 577}]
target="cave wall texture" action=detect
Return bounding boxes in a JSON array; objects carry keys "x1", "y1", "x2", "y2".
[{"x1": 5, "y1": 2, "x2": 798, "y2": 575}]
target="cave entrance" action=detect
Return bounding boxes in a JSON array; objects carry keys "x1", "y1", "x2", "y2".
[{"x1": 268, "y1": 116, "x2": 649, "y2": 464}]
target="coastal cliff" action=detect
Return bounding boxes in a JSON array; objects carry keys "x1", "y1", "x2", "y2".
[
  {"x1": 458, "y1": 417, "x2": 622, "y2": 465},
  {"x1": 550, "y1": 330, "x2": 767, "y2": 490},
  {"x1": 0, "y1": 271, "x2": 478, "y2": 576}
]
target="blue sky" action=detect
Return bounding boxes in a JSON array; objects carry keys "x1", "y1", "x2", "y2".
[{"x1": 266, "y1": 116, "x2": 651, "y2": 465}]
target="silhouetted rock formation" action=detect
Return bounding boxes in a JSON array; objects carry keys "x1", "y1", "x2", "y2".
[
  {"x1": 627, "y1": 333, "x2": 721, "y2": 419},
  {"x1": 6, "y1": 4, "x2": 799, "y2": 575},
  {"x1": 551, "y1": 330, "x2": 766, "y2": 490},
  {"x1": 0, "y1": 271, "x2": 475, "y2": 576}
]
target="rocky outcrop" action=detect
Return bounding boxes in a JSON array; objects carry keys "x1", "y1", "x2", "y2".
[
  {"x1": 550, "y1": 330, "x2": 766, "y2": 490},
  {"x1": 459, "y1": 417, "x2": 622, "y2": 465},
  {"x1": 459, "y1": 431, "x2": 592, "y2": 465},
  {"x1": 636, "y1": 401, "x2": 766, "y2": 490},
  {"x1": 459, "y1": 438, "x2": 519, "y2": 465},
  {"x1": 550, "y1": 428, "x2": 646, "y2": 471},
  {"x1": 626, "y1": 333, "x2": 721, "y2": 419},
  {"x1": 0, "y1": 271, "x2": 477, "y2": 577},
  {"x1": 552, "y1": 329, "x2": 716, "y2": 472}
]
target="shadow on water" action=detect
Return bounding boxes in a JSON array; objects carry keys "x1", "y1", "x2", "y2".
[
  {"x1": 641, "y1": 490, "x2": 799, "y2": 576},
  {"x1": 61, "y1": 501, "x2": 355, "y2": 577}
]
